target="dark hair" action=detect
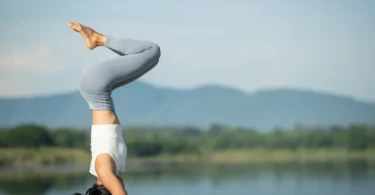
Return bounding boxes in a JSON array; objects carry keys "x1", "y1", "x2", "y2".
[{"x1": 73, "y1": 184, "x2": 111, "y2": 195}]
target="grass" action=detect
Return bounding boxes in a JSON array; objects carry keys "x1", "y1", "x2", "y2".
[
  {"x1": 1, "y1": 147, "x2": 375, "y2": 167},
  {"x1": 146, "y1": 148, "x2": 375, "y2": 163},
  {"x1": 0, "y1": 147, "x2": 90, "y2": 166},
  {"x1": 207, "y1": 148, "x2": 375, "y2": 163}
]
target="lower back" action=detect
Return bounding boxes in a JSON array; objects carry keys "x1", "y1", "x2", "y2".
[{"x1": 91, "y1": 110, "x2": 120, "y2": 125}]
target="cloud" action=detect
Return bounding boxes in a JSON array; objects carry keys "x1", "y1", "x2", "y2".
[
  {"x1": 0, "y1": 68, "x2": 81, "y2": 98},
  {"x1": 0, "y1": 46, "x2": 66, "y2": 74}
]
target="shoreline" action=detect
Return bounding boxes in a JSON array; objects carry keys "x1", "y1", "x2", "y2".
[
  {"x1": 1, "y1": 147, "x2": 375, "y2": 167},
  {"x1": 1, "y1": 159, "x2": 375, "y2": 180}
]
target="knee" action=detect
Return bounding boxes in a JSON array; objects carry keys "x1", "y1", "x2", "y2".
[
  {"x1": 148, "y1": 42, "x2": 161, "y2": 58},
  {"x1": 79, "y1": 68, "x2": 114, "y2": 110},
  {"x1": 79, "y1": 68, "x2": 97, "y2": 95},
  {"x1": 79, "y1": 67, "x2": 107, "y2": 97}
]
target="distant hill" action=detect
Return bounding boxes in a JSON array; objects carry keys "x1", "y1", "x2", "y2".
[{"x1": 0, "y1": 81, "x2": 374, "y2": 130}]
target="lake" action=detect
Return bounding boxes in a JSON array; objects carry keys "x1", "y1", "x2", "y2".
[{"x1": 0, "y1": 161, "x2": 374, "y2": 195}]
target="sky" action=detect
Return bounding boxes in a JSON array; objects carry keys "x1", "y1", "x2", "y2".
[{"x1": 0, "y1": 0, "x2": 374, "y2": 102}]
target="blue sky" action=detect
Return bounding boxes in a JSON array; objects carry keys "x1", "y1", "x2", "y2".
[{"x1": 0, "y1": 0, "x2": 374, "y2": 102}]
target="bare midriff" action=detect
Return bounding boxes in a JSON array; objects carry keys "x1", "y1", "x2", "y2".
[{"x1": 91, "y1": 110, "x2": 120, "y2": 125}]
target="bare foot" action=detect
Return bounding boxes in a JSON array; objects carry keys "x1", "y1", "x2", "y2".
[{"x1": 68, "y1": 22, "x2": 107, "y2": 50}]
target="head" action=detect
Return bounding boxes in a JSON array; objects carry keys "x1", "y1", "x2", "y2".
[
  {"x1": 73, "y1": 184, "x2": 111, "y2": 195},
  {"x1": 74, "y1": 176, "x2": 125, "y2": 195}
]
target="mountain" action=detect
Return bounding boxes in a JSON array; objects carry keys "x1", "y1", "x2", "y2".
[{"x1": 0, "y1": 81, "x2": 374, "y2": 130}]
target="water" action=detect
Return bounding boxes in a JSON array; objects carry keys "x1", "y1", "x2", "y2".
[{"x1": 0, "y1": 161, "x2": 374, "y2": 195}]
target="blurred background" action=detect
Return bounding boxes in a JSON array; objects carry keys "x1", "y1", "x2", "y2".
[{"x1": 0, "y1": 0, "x2": 375, "y2": 195}]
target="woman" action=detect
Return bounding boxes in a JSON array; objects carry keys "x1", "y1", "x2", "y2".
[{"x1": 68, "y1": 22, "x2": 161, "y2": 195}]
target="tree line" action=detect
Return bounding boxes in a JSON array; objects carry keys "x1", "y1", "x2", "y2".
[{"x1": 0, "y1": 124, "x2": 374, "y2": 157}]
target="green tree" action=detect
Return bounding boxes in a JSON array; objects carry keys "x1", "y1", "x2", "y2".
[{"x1": 3, "y1": 124, "x2": 54, "y2": 147}]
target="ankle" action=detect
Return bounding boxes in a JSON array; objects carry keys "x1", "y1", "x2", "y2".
[{"x1": 95, "y1": 34, "x2": 107, "y2": 46}]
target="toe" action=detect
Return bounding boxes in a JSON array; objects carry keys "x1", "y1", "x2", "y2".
[
  {"x1": 67, "y1": 22, "x2": 81, "y2": 31},
  {"x1": 68, "y1": 22, "x2": 76, "y2": 27},
  {"x1": 77, "y1": 24, "x2": 84, "y2": 31}
]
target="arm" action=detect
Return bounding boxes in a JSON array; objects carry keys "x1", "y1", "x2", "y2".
[{"x1": 95, "y1": 153, "x2": 128, "y2": 195}]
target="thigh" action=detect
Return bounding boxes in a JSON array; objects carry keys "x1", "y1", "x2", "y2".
[
  {"x1": 80, "y1": 48, "x2": 159, "y2": 97},
  {"x1": 103, "y1": 51, "x2": 160, "y2": 91}
]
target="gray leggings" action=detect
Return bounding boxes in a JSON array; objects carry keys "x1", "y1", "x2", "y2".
[{"x1": 79, "y1": 36, "x2": 161, "y2": 110}]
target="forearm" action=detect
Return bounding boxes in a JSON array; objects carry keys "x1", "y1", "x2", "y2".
[
  {"x1": 95, "y1": 154, "x2": 128, "y2": 195},
  {"x1": 99, "y1": 173, "x2": 127, "y2": 195}
]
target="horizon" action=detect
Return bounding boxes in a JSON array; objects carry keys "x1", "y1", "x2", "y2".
[{"x1": 0, "y1": 0, "x2": 374, "y2": 102}]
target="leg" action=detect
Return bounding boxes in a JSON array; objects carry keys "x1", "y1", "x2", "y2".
[
  {"x1": 68, "y1": 21, "x2": 161, "y2": 59},
  {"x1": 104, "y1": 36, "x2": 161, "y2": 89},
  {"x1": 79, "y1": 37, "x2": 160, "y2": 110},
  {"x1": 105, "y1": 37, "x2": 161, "y2": 90},
  {"x1": 71, "y1": 21, "x2": 161, "y2": 108},
  {"x1": 105, "y1": 35, "x2": 160, "y2": 57}
]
